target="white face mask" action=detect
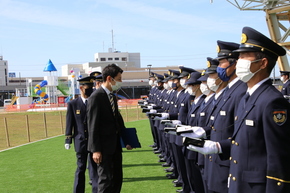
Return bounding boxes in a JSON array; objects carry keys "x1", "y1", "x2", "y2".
[
  {"x1": 168, "y1": 81, "x2": 173, "y2": 89},
  {"x1": 280, "y1": 76, "x2": 285, "y2": 82},
  {"x1": 111, "y1": 79, "x2": 122, "y2": 91},
  {"x1": 149, "y1": 80, "x2": 154, "y2": 86},
  {"x1": 186, "y1": 86, "x2": 198, "y2": 96},
  {"x1": 180, "y1": 78, "x2": 187, "y2": 89},
  {"x1": 200, "y1": 83, "x2": 211, "y2": 95},
  {"x1": 153, "y1": 80, "x2": 157, "y2": 86},
  {"x1": 163, "y1": 83, "x2": 170, "y2": 90},
  {"x1": 236, "y1": 59, "x2": 262, "y2": 83},
  {"x1": 207, "y1": 77, "x2": 222, "y2": 92}
]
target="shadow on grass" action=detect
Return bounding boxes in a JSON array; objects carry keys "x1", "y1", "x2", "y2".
[
  {"x1": 123, "y1": 163, "x2": 161, "y2": 168},
  {"x1": 123, "y1": 175, "x2": 168, "y2": 182},
  {"x1": 122, "y1": 149, "x2": 154, "y2": 153}
]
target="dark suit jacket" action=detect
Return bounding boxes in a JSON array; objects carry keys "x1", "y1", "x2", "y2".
[
  {"x1": 65, "y1": 97, "x2": 88, "y2": 153},
  {"x1": 87, "y1": 87, "x2": 124, "y2": 155}
]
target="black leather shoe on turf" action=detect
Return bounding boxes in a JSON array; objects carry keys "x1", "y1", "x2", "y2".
[
  {"x1": 89, "y1": 180, "x2": 92, "y2": 185},
  {"x1": 154, "y1": 150, "x2": 161, "y2": 154},
  {"x1": 159, "y1": 158, "x2": 166, "y2": 162},
  {"x1": 162, "y1": 163, "x2": 170, "y2": 167},
  {"x1": 167, "y1": 174, "x2": 178, "y2": 179},
  {"x1": 165, "y1": 167, "x2": 174, "y2": 172},
  {"x1": 174, "y1": 182, "x2": 183, "y2": 187},
  {"x1": 176, "y1": 189, "x2": 183, "y2": 193}
]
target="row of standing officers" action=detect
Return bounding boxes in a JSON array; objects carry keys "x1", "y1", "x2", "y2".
[{"x1": 141, "y1": 26, "x2": 290, "y2": 193}]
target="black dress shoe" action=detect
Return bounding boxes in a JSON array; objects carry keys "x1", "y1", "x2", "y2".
[
  {"x1": 89, "y1": 180, "x2": 92, "y2": 185},
  {"x1": 158, "y1": 154, "x2": 164, "y2": 158},
  {"x1": 165, "y1": 167, "x2": 174, "y2": 172},
  {"x1": 174, "y1": 182, "x2": 183, "y2": 187},
  {"x1": 154, "y1": 150, "x2": 161, "y2": 154},
  {"x1": 172, "y1": 179, "x2": 179, "y2": 184},
  {"x1": 159, "y1": 158, "x2": 166, "y2": 162},
  {"x1": 176, "y1": 189, "x2": 183, "y2": 193},
  {"x1": 167, "y1": 174, "x2": 178, "y2": 179},
  {"x1": 162, "y1": 163, "x2": 170, "y2": 167},
  {"x1": 153, "y1": 147, "x2": 159, "y2": 151}
]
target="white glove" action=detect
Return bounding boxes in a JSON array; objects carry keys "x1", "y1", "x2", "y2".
[
  {"x1": 180, "y1": 126, "x2": 206, "y2": 139},
  {"x1": 144, "y1": 102, "x2": 148, "y2": 105},
  {"x1": 154, "y1": 113, "x2": 169, "y2": 120},
  {"x1": 176, "y1": 126, "x2": 192, "y2": 133},
  {"x1": 187, "y1": 140, "x2": 221, "y2": 155},
  {"x1": 172, "y1": 120, "x2": 181, "y2": 125},
  {"x1": 284, "y1": 95, "x2": 290, "y2": 99},
  {"x1": 65, "y1": 144, "x2": 71, "y2": 150},
  {"x1": 147, "y1": 106, "x2": 153, "y2": 109},
  {"x1": 149, "y1": 109, "x2": 157, "y2": 113}
]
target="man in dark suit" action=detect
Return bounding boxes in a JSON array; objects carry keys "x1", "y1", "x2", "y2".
[
  {"x1": 65, "y1": 76, "x2": 98, "y2": 193},
  {"x1": 87, "y1": 63, "x2": 132, "y2": 193}
]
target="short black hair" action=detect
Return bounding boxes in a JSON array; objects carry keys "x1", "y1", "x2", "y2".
[
  {"x1": 102, "y1": 63, "x2": 123, "y2": 82},
  {"x1": 254, "y1": 52, "x2": 276, "y2": 75}
]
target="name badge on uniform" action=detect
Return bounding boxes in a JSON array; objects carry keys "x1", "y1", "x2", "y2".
[
  {"x1": 200, "y1": 112, "x2": 205, "y2": 117},
  {"x1": 220, "y1": 111, "x2": 226, "y2": 116},
  {"x1": 245, "y1": 119, "x2": 254, "y2": 126},
  {"x1": 210, "y1": 116, "x2": 214, "y2": 120},
  {"x1": 191, "y1": 114, "x2": 195, "y2": 117},
  {"x1": 181, "y1": 103, "x2": 184, "y2": 107},
  {"x1": 76, "y1": 110, "x2": 80, "y2": 114}
]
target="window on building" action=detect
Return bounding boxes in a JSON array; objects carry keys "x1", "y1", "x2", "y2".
[
  {"x1": 122, "y1": 57, "x2": 127, "y2": 61},
  {"x1": 108, "y1": 58, "x2": 113, "y2": 61},
  {"x1": 100, "y1": 58, "x2": 106, "y2": 61},
  {"x1": 115, "y1": 58, "x2": 119, "y2": 61}
]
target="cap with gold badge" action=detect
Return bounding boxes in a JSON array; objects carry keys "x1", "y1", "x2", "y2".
[
  {"x1": 168, "y1": 69, "x2": 181, "y2": 80},
  {"x1": 178, "y1": 66, "x2": 196, "y2": 78},
  {"x1": 77, "y1": 76, "x2": 96, "y2": 86},
  {"x1": 216, "y1": 40, "x2": 239, "y2": 60},
  {"x1": 90, "y1": 71, "x2": 102, "y2": 77},
  {"x1": 234, "y1": 26, "x2": 286, "y2": 59},
  {"x1": 205, "y1": 57, "x2": 219, "y2": 74}
]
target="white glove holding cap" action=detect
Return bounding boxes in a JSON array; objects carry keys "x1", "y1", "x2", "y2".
[
  {"x1": 149, "y1": 109, "x2": 157, "y2": 113},
  {"x1": 171, "y1": 120, "x2": 181, "y2": 125},
  {"x1": 147, "y1": 106, "x2": 153, "y2": 109},
  {"x1": 65, "y1": 144, "x2": 71, "y2": 150},
  {"x1": 187, "y1": 140, "x2": 221, "y2": 155}
]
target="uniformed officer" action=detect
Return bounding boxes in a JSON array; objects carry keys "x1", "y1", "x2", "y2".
[
  {"x1": 65, "y1": 76, "x2": 98, "y2": 193},
  {"x1": 205, "y1": 40, "x2": 247, "y2": 193},
  {"x1": 188, "y1": 26, "x2": 290, "y2": 193},
  {"x1": 280, "y1": 71, "x2": 290, "y2": 100}
]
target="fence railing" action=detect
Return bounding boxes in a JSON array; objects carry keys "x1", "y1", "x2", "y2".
[{"x1": 0, "y1": 100, "x2": 147, "y2": 151}]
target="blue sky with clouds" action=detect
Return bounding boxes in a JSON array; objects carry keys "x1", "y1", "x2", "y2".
[{"x1": 0, "y1": 0, "x2": 272, "y2": 77}]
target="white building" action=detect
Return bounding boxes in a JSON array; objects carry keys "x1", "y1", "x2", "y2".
[
  {"x1": 0, "y1": 56, "x2": 8, "y2": 86},
  {"x1": 62, "y1": 51, "x2": 140, "y2": 77}
]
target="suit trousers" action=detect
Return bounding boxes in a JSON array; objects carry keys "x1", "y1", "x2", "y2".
[{"x1": 97, "y1": 147, "x2": 123, "y2": 193}]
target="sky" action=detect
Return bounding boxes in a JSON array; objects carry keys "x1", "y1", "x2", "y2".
[{"x1": 0, "y1": 0, "x2": 282, "y2": 78}]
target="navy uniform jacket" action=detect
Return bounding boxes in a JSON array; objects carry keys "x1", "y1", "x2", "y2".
[
  {"x1": 221, "y1": 79, "x2": 290, "y2": 193},
  {"x1": 66, "y1": 97, "x2": 89, "y2": 153},
  {"x1": 206, "y1": 80, "x2": 247, "y2": 193},
  {"x1": 281, "y1": 80, "x2": 290, "y2": 98}
]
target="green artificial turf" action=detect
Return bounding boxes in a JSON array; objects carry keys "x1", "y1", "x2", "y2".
[{"x1": 0, "y1": 119, "x2": 179, "y2": 193}]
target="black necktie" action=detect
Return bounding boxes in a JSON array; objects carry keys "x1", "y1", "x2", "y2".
[
  {"x1": 109, "y1": 93, "x2": 115, "y2": 115},
  {"x1": 85, "y1": 99, "x2": 88, "y2": 106},
  {"x1": 243, "y1": 92, "x2": 250, "y2": 109}
]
